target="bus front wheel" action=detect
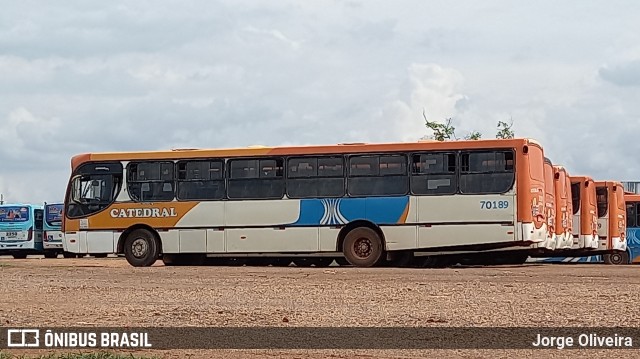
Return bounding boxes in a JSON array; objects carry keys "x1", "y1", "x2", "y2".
[
  {"x1": 12, "y1": 253, "x2": 27, "y2": 259},
  {"x1": 123, "y1": 229, "x2": 160, "y2": 267},
  {"x1": 342, "y1": 227, "x2": 384, "y2": 267},
  {"x1": 604, "y1": 251, "x2": 630, "y2": 265}
]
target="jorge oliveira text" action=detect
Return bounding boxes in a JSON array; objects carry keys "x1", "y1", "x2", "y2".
[{"x1": 532, "y1": 333, "x2": 634, "y2": 349}]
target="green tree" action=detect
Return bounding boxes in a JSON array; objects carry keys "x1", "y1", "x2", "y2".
[
  {"x1": 496, "y1": 119, "x2": 515, "y2": 139},
  {"x1": 423, "y1": 109, "x2": 456, "y2": 141},
  {"x1": 465, "y1": 131, "x2": 482, "y2": 140}
]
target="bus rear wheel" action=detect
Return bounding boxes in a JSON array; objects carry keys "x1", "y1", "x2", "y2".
[
  {"x1": 62, "y1": 252, "x2": 77, "y2": 258},
  {"x1": 604, "y1": 251, "x2": 630, "y2": 265},
  {"x1": 123, "y1": 229, "x2": 160, "y2": 267},
  {"x1": 342, "y1": 227, "x2": 384, "y2": 267}
]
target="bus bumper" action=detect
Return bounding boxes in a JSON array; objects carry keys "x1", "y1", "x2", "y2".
[
  {"x1": 43, "y1": 242, "x2": 63, "y2": 250},
  {"x1": 611, "y1": 237, "x2": 627, "y2": 251}
]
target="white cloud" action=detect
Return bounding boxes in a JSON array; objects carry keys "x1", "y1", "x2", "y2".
[{"x1": 1, "y1": 1, "x2": 640, "y2": 202}]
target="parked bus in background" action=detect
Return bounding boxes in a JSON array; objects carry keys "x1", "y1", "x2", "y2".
[
  {"x1": 553, "y1": 166, "x2": 574, "y2": 249},
  {"x1": 61, "y1": 138, "x2": 548, "y2": 267},
  {"x1": 42, "y1": 202, "x2": 64, "y2": 258},
  {"x1": 594, "y1": 181, "x2": 627, "y2": 262},
  {"x1": 530, "y1": 179, "x2": 628, "y2": 264},
  {"x1": 606, "y1": 193, "x2": 640, "y2": 264},
  {"x1": 0, "y1": 203, "x2": 44, "y2": 258},
  {"x1": 570, "y1": 176, "x2": 599, "y2": 250},
  {"x1": 541, "y1": 158, "x2": 557, "y2": 250}
]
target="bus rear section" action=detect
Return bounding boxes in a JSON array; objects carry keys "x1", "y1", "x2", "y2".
[
  {"x1": 622, "y1": 194, "x2": 640, "y2": 264},
  {"x1": 570, "y1": 176, "x2": 599, "y2": 250},
  {"x1": 0, "y1": 204, "x2": 44, "y2": 259},
  {"x1": 595, "y1": 181, "x2": 627, "y2": 256},
  {"x1": 43, "y1": 203, "x2": 64, "y2": 258},
  {"x1": 539, "y1": 157, "x2": 557, "y2": 251},
  {"x1": 553, "y1": 166, "x2": 573, "y2": 249}
]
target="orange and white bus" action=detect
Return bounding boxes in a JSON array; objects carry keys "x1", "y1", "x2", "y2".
[
  {"x1": 594, "y1": 181, "x2": 627, "y2": 255},
  {"x1": 570, "y1": 176, "x2": 599, "y2": 250},
  {"x1": 541, "y1": 158, "x2": 557, "y2": 250},
  {"x1": 61, "y1": 139, "x2": 549, "y2": 267},
  {"x1": 553, "y1": 166, "x2": 574, "y2": 249}
]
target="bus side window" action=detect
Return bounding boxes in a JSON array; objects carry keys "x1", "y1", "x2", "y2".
[
  {"x1": 410, "y1": 152, "x2": 456, "y2": 195},
  {"x1": 347, "y1": 154, "x2": 408, "y2": 197},
  {"x1": 571, "y1": 183, "x2": 580, "y2": 214},
  {"x1": 459, "y1": 150, "x2": 515, "y2": 194}
]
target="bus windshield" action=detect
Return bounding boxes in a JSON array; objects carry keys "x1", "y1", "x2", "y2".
[
  {"x1": 45, "y1": 204, "x2": 64, "y2": 227},
  {"x1": 0, "y1": 206, "x2": 30, "y2": 223}
]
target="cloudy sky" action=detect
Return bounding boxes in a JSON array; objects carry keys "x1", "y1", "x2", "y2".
[{"x1": 1, "y1": 1, "x2": 639, "y2": 204}]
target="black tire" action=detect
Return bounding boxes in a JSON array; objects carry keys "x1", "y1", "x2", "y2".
[
  {"x1": 93, "y1": 253, "x2": 108, "y2": 258},
  {"x1": 342, "y1": 227, "x2": 384, "y2": 267},
  {"x1": 44, "y1": 252, "x2": 58, "y2": 259},
  {"x1": 12, "y1": 253, "x2": 27, "y2": 259},
  {"x1": 293, "y1": 257, "x2": 334, "y2": 267},
  {"x1": 271, "y1": 258, "x2": 292, "y2": 267},
  {"x1": 604, "y1": 251, "x2": 630, "y2": 265},
  {"x1": 123, "y1": 229, "x2": 160, "y2": 267},
  {"x1": 162, "y1": 253, "x2": 205, "y2": 266},
  {"x1": 335, "y1": 257, "x2": 351, "y2": 266},
  {"x1": 420, "y1": 256, "x2": 442, "y2": 268},
  {"x1": 385, "y1": 251, "x2": 414, "y2": 267},
  {"x1": 62, "y1": 252, "x2": 77, "y2": 258},
  {"x1": 220, "y1": 257, "x2": 247, "y2": 266},
  {"x1": 246, "y1": 258, "x2": 275, "y2": 266}
]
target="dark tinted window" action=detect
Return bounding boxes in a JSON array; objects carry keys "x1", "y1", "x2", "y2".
[
  {"x1": 228, "y1": 158, "x2": 285, "y2": 199},
  {"x1": 348, "y1": 155, "x2": 408, "y2": 196},
  {"x1": 627, "y1": 203, "x2": 638, "y2": 228},
  {"x1": 176, "y1": 160, "x2": 225, "y2": 200},
  {"x1": 596, "y1": 187, "x2": 608, "y2": 218},
  {"x1": 34, "y1": 209, "x2": 43, "y2": 230},
  {"x1": 127, "y1": 162, "x2": 175, "y2": 202},
  {"x1": 287, "y1": 157, "x2": 345, "y2": 198},
  {"x1": 459, "y1": 151, "x2": 515, "y2": 194},
  {"x1": 571, "y1": 183, "x2": 581, "y2": 215},
  {"x1": 411, "y1": 152, "x2": 457, "y2": 195}
]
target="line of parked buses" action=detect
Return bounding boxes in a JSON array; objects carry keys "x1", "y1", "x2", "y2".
[{"x1": 1, "y1": 138, "x2": 640, "y2": 267}]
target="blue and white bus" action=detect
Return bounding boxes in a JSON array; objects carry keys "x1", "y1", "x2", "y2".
[
  {"x1": 0, "y1": 204, "x2": 44, "y2": 259},
  {"x1": 43, "y1": 203, "x2": 64, "y2": 258}
]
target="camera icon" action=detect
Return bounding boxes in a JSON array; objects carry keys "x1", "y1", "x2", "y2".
[{"x1": 7, "y1": 329, "x2": 40, "y2": 347}]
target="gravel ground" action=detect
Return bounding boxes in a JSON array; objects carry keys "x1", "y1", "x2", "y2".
[{"x1": 0, "y1": 256, "x2": 639, "y2": 358}]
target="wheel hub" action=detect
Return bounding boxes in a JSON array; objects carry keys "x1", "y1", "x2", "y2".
[
  {"x1": 131, "y1": 238, "x2": 148, "y2": 258},
  {"x1": 353, "y1": 238, "x2": 372, "y2": 258}
]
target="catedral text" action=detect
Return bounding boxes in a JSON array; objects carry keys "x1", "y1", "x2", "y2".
[{"x1": 110, "y1": 208, "x2": 177, "y2": 218}]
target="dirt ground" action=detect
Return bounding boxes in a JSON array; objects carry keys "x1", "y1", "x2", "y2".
[{"x1": 1, "y1": 256, "x2": 639, "y2": 358}]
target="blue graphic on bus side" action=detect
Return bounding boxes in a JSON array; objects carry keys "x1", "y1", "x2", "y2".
[{"x1": 292, "y1": 196, "x2": 409, "y2": 226}]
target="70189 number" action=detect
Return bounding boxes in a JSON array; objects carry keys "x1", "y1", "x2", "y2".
[{"x1": 480, "y1": 200, "x2": 509, "y2": 210}]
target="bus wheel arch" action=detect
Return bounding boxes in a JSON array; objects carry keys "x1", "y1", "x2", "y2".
[
  {"x1": 118, "y1": 225, "x2": 162, "y2": 267},
  {"x1": 337, "y1": 221, "x2": 386, "y2": 267}
]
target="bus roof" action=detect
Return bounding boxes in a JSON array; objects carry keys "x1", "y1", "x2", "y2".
[
  {"x1": 0, "y1": 203, "x2": 41, "y2": 208},
  {"x1": 71, "y1": 138, "x2": 541, "y2": 170},
  {"x1": 625, "y1": 194, "x2": 640, "y2": 202},
  {"x1": 570, "y1": 175, "x2": 594, "y2": 182}
]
